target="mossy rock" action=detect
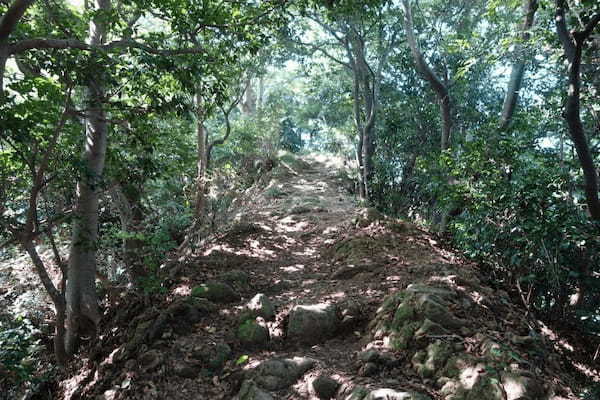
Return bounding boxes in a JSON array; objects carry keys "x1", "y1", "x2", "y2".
[
  {"x1": 279, "y1": 153, "x2": 312, "y2": 171},
  {"x1": 238, "y1": 320, "x2": 270, "y2": 348},
  {"x1": 346, "y1": 386, "x2": 369, "y2": 400},
  {"x1": 411, "y1": 340, "x2": 453, "y2": 378},
  {"x1": 190, "y1": 342, "x2": 232, "y2": 373},
  {"x1": 392, "y1": 300, "x2": 416, "y2": 329},
  {"x1": 191, "y1": 281, "x2": 240, "y2": 303},
  {"x1": 390, "y1": 321, "x2": 419, "y2": 350}
]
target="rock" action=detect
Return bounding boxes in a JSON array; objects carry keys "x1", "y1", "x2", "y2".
[
  {"x1": 138, "y1": 350, "x2": 162, "y2": 372},
  {"x1": 220, "y1": 269, "x2": 251, "y2": 289},
  {"x1": 411, "y1": 340, "x2": 453, "y2": 378},
  {"x1": 270, "y1": 279, "x2": 293, "y2": 292},
  {"x1": 360, "y1": 362, "x2": 379, "y2": 376},
  {"x1": 238, "y1": 319, "x2": 270, "y2": 347},
  {"x1": 366, "y1": 389, "x2": 431, "y2": 400},
  {"x1": 312, "y1": 375, "x2": 340, "y2": 399},
  {"x1": 417, "y1": 294, "x2": 465, "y2": 329},
  {"x1": 191, "y1": 281, "x2": 240, "y2": 303},
  {"x1": 287, "y1": 303, "x2": 339, "y2": 343},
  {"x1": 236, "y1": 380, "x2": 274, "y2": 400},
  {"x1": 190, "y1": 342, "x2": 231, "y2": 372},
  {"x1": 345, "y1": 386, "x2": 369, "y2": 400},
  {"x1": 241, "y1": 294, "x2": 275, "y2": 321},
  {"x1": 252, "y1": 357, "x2": 316, "y2": 391},
  {"x1": 414, "y1": 318, "x2": 449, "y2": 339},
  {"x1": 331, "y1": 264, "x2": 375, "y2": 280},
  {"x1": 358, "y1": 349, "x2": 381, "y2": 363},
  {"x1": 291, "y1": 205, "x2": 312, "y2": 214},
  {"x1": 501, "y1": 372, "x2": 546, "y2": 400},
  {"x1": 405, "y1": 284, "x2": 455, "y2": 297},
  {"x1": 173, "y1": 361, "x2": 199, "y2": 379},
  {"x1": 356, "y1": 207, "x2": 384, "y2": 227}
]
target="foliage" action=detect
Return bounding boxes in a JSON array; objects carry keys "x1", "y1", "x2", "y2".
[
  {"x1": 0, "y1": 315, "x2": 42, "y2": 387},
  {"x1": 444, "y1": 131, "x2": 600, "y2": 326}
]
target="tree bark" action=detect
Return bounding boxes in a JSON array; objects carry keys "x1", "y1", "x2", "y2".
[
  {"x1": 65, "y1": 0, "x2": 110, "y2": 356},
  {"x1": 499, "y1": 0, "x2": 538, "y2": 130},
  {"x1": 555, "y1": 0, "x2": 600, "y2": 221}
]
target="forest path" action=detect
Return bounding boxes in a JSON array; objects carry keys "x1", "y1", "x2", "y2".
[
  {"x1": 71, "y1": 153, "x2": 580, "y2": 400},
  {"x1": 143, "y1": 153, "x2": 461, "y2": 399}
]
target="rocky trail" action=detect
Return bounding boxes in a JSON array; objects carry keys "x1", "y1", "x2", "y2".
[{"x1": 7, "y1": 154, "x2": 592, "y2": 399}]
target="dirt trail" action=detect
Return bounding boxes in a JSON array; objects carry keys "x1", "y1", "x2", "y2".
[{"x1": 60, "y1": 154, "x2": 582, "y2": 400}]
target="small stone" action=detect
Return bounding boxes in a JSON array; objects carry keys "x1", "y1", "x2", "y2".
[
  {"x1": 242, "y1": 294, "x2": 276, "y2": 321},
  {"x1": 252, "y1": 357, "x2": 316, "y2": 391},
  {"x1": 366, "y1": 389, "x2": 432, "y2": 400},
  {"x1": 312, "y1": 375, "x2": 340, "y2": 399},
  {"x1": 173, "y1": 361, "x2": 199, "y2": 379},
  {"x1": 191, "y1": 281, "x2": 240, "y2": 303},
  {"x1": 138, "y1": 350, "x2": 162, "y2": 372},
  {"x1": 358, "y1": 349, "x2": 380, "y2": 363},
  {"x1": 360, "y1": 362, "x2": 379, "y2": 377},
  {"x1": 237, "y1": 379, "x2": 274, "y2": 400},
  {"x1": 124, "y1": 359, "x2": 137, "y2": 370},
  {"x1": 345, "y1": 386, "x2": 369, "y2": 400}
]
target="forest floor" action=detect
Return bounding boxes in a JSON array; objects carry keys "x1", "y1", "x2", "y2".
[{"x1": 2, "y1": 153, "x2": 598, "y2": 399}]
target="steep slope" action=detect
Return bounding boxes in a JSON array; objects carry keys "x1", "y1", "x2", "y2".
[{"x1": 59, "y1": 154, "x2": 586, "y2": 400}]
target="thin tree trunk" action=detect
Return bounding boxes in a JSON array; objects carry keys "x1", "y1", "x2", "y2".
[
  {"x1": 499, "y1": 0, "x2": 538, "y2": 130},
  {"x1": 0, "y1": 49, "x2": 7, "y2": 94},
  {"x1": 65, "y1": 0, "x2": 110, "y2": 356},
  {"x1": 110, "y1": 184, "x2": 145, "y2": 284},
  {"x1": 22, "y1": 241, "x2": 68, "y2": 366},
  {"x1": 555, "y1": 1, "x2": 600, "y2": 221},
  {"x1": 194, "y1": 89, "x2": 208, "y2": 219},
  {"x1": 402, "y1": 0, "x2": 452, "y2": 151}
]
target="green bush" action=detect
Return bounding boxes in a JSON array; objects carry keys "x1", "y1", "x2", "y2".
[
  {"x1": 443, "y1": 135, "x2": 600, "y2": 330},
  {"x1": 0, "y1": 315, "x2": 41, "y2": 387}
]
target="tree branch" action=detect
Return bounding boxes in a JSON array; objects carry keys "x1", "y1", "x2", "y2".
[
  {"x1": 0, "y1": 0, "x2": 35, "y2": 43},
  {"x1": 8, "y1": 37, "x2": 211, "y2": 58}
]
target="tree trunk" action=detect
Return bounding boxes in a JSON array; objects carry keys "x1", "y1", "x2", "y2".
[
  {"x1": 402, "y1": 0, "x2": 452, "y2": 152},
  {"x1": 499, "y1": 0, "x2": 538, "y2": 130},
  {"x1": 555, "y1": 2, "x2": 600, "y2": 221},
  {"x1": 110, "y1": 184, "x2": 145, "y2": 284},
  {"x1": 22, "y1": 240, "x2": 68, "y2": 366},
  {"x1": 241, "y1": 78, "x2": 256, "y2": 115},
  {"x1": 65, "y1": 0, "x2": 110, "y2": 356},
  {"x1": 564, "y1": 41, "x2": 600, "y2": 220},
  {"x1": 194, "y1": 89, "x2": 208, "y2": 219},
  {"x1": 0, "y1": 49, "x2": 7, "y2": 94}
]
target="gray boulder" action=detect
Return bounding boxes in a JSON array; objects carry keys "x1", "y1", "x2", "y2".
[
  {"x1": 366, "y1": 389, "x2": 432, "y2": 400},
  {"x1": 236, "y1": 380, "x2": 274, "y2": 400},
  {"x1": 287, "y1": 303, "x2": 339, "y2": 343},
  {"x1": 312, "y1": 375, "x2": 340, "y2": 399},
  {"x1": 251, "y1": 357, "x2": 316, "y2": 391},
  {"x1": 191, "y1": 281, "x2": 240, "y2": 303},
  {"x1": 241, "y1": 294, "x2": 276, "y2": 321}
]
